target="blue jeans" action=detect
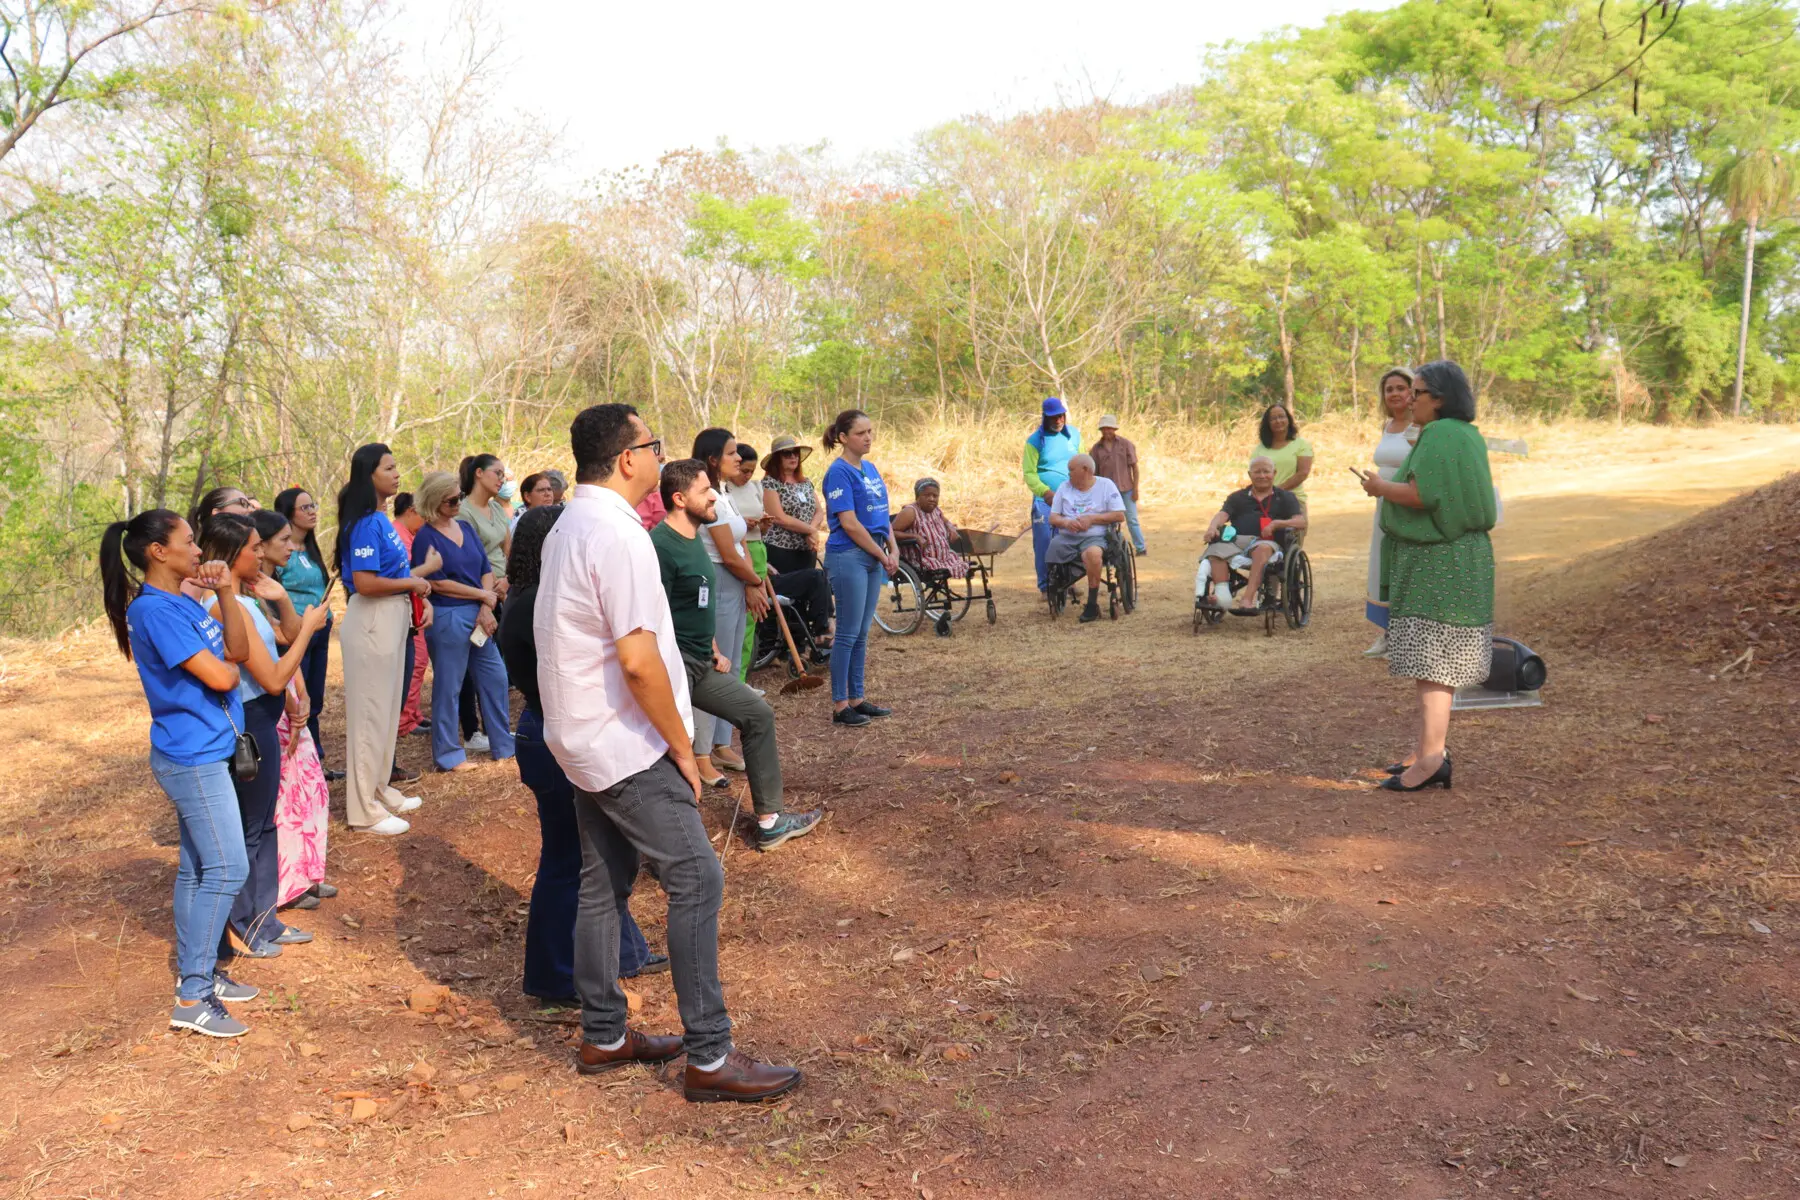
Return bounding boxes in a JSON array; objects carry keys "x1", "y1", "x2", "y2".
[
  {"x1": 1030, "y1": 497, "x2": 1053, "y2": 590},
  {"x1": 1122, "y1": 490, "x2": 1147, "y2": 554},
  {"x1": 227, "y1": 693, "x2": 287, "y2": 950},
  {"x1": 825, "y1": 547, "x2": 885, "y2": 703},
  {"x1": 298, "y1": 611, "x2": 331, "y2": 754},
  {"x1": 425, "y1": 604, "x2": 515, "y2": 769},
  {"x1": 150, "y1": 749, "x2": 249, "y2": 1000},
  {"x1": 515, "y1": 708, "x2": 648, "y2": 998}
]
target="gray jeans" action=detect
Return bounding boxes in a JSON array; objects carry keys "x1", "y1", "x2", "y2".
[
  {"x1": 685, "y1": 654, "x2": 784, "y2": 815},
  {"x1": 573, "y1": 756, "x2": 731, "y2": 1063},
  {"x1": 692, "y1": 574, "x2": 747, "y2": 755}
]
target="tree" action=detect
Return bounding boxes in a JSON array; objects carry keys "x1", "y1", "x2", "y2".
[
  {"x1": 1721, "y1": 146, "x2": 1794, "y2": 416},
  {"x1": 0, "y1": 0, "x2": 204, "y2": 162}
]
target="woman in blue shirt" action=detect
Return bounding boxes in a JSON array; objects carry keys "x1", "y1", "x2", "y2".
[
  {"x1": 100, "y1": 509, "x2": 257, "y2": 1037},
  {"x1": 410, "y1": 470, "x2": 516, "y2": 772},
  {"x1": 273, "y1": 486, "x2": 335, "y2": 770},
  {"x1": 334, "y1": 443, "x2": 437, "y2": 836},
  {"x1": 193, "y1": 514, "x2": 329, "y2": 959},
  {"x1": 820, "y1": 408, "x2": 899, "y2": 727}
]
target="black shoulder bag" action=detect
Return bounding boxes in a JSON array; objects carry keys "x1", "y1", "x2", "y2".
[{"x1": 220, "y1": 695, "x2": 262, "y2": 783}]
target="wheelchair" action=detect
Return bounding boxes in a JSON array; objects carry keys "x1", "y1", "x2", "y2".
[
  {"x1": 1045, "y1": 525, "x2": 1137, "y2": 621},
  {"x1": 875, "y1": 528, "x2": 1020, "y2": 637},
  {"x1": 749, "y1": 594, "x2": 830, "y2": 679},
  {"x1": 1192, "y1": 538, "x2": 1312, "y2": 636}
]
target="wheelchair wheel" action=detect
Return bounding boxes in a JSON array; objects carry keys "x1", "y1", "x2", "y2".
[
  {"x1": 874, "y1": 563, "x2": 925, "y2": 636},
  {"x1": 1117, "y1": 541, "x2": 1137, "y2": 614},
  {"x1": 985, "y1": 598, "x2": 997, "y2": 624},
  {"x1": 1284, "y1": 549, "x2": 1313, "y2": 630},
  {"x1": 1193, "y1": 600, "x2": 1223, "y2": 632}
]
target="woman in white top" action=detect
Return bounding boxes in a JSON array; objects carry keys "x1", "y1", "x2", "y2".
[
  {"x1": 692, "y1": 428, "x2": 770, "y2": 773},
  {"x1": 722, "y1": 443, "x2": 770, "y2": 683},
  {"x1": 1365, "y1": 367, "x2": 1418, "y2": 657}
]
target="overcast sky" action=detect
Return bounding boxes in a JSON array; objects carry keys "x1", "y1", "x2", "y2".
[{"x1": 388, "y1": 0, "x2": 1399, "y2": 179}]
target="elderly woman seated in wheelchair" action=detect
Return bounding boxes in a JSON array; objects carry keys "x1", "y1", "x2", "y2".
[
  {"x1": 1044, "y1": 454, "x2": 1137, "y2": 624},
  {"x1": 1194, "y1": 456, "x2": 1313, "y2": 634}
]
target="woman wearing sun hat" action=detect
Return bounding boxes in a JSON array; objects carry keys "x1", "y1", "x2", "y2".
[{"x1": 760, "y1": 434, "x2": 827, "y2": 577}]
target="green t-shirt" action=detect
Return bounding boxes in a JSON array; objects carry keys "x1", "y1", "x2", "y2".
[
  {"x1": 1252, "y1": 435, "x2": 1315, "y2": 501},
  {"x1": 649, "y1": 520, "x2": 717, "y2": 663}
]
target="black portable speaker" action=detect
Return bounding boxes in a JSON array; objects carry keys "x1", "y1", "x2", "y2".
[{"x1": 1483, "y1": 636, "x2": 1547, "y2": 693}]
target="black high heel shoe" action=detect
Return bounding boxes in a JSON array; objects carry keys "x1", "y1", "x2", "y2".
[
  {"x1": 1385, "y1": 751, "x2": 1450, "y2": 775},
  {"x1": 1378, "y1": 757, "x2": 1452, "y2": 791}
]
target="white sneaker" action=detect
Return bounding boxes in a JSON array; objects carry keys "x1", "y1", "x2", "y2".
[
  {"x1": 1363, "y1": 634, "x2": 1389, "y2": 658},
  {"x1": 390, "y1": 795, "x2": 422, "y2": 814},
  {"x1": 465, "y1": 732, "x2": 491, "y2": 754},
  {"x1": 358, "y1": 815, "x2": 410, "y2": 836}
]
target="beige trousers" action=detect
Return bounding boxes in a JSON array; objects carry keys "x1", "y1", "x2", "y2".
[{"x1": 341, "y1": 591, "x2": 412, "y2": 827}]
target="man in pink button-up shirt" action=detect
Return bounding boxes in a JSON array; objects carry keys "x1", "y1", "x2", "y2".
[{"x1": 534, "y1": 403, "x2": 801, "y2": 1105}]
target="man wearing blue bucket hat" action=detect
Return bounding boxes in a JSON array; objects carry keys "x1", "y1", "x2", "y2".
[{"x1": 1022, "y1": 397, "x2": 1080, "y2": 592}]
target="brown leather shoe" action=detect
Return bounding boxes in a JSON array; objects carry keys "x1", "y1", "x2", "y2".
[
  {"x1": 575, "y1": 1028, "x2": 684, "y2": 1075},
  {"x1": 683, "y1": 1050, "x2": 803, "y2": 1103}
]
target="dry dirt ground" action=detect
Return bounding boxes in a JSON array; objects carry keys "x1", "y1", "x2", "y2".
[{"x1": 2, "y1": 426, "x2": 1798, "y2": 1200}]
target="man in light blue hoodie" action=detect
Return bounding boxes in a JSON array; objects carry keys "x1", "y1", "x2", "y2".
[{"x1": 1022, "y1": 396, "x2": 1080, "y2": 592}]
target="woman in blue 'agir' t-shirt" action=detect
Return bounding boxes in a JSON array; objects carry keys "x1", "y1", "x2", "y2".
[
  {"x1": 100, "y1": 509, "x2": 259, "y2": 1038},
  {"x1": 820, "y1": 408, "x2": 899, "y2": 728},
  {"x1": 334, "y1": 443, "x2": 437, "y2": 838}
]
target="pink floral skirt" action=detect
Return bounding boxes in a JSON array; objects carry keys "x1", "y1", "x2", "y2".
[{"x1": 276, "y1": 707, "x2": 330, "y2": 904}]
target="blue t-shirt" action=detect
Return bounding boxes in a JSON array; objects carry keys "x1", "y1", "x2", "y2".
[
  {"x1": 411, "y1": 520, "x2": 489, "y2": 609},
  {"x1": 274, "y1": 547, "x2": 328, "y2": 614},
  {"x1": 823, "y1": 458, "x2": 891, "y2": 555},
  {"x1": 203, "y1": 593, "x2": 279, "y2": 702},
  {"x1": 126, "y1": 585, "x2": 242, "y2": 765},
  {"x1": 340, "y1": 512, "x2": 411, "y2": 594}
]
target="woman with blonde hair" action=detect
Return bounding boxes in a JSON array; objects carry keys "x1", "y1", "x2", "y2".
[{"x1": 411, "y1": 470, "x2": 515, "y2": 771}]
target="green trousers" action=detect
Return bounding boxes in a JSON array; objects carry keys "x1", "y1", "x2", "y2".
[{"x1": 741, "y1": 540, "x2": 768, "y2": 681}]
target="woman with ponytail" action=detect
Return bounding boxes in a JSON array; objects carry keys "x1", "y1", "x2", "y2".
[
  {"x1": 335, "y1": 444, "x2": 437, "y2": 836},
  {"x1": 820, "y1": 409, "x2": 898, "y2": 727},
  {"x1": 100, "y1": 509, "x2": 257, "y2": 1037},
  {"x1": 189, "y1": 514, "x2": 329, "y2": 959}
]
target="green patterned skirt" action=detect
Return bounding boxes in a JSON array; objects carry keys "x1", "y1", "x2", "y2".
[{"x1": 1385, "y1": 532, "x2": 1494, "y2": 687}]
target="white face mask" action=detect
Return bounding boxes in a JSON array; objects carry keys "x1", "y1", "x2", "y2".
[{"x1": 498, "y1": 481, "x2": 518, "y2": 501}]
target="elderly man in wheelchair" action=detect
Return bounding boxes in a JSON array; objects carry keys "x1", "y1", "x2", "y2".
[
  {"x1": 1044, "y1": 454, "x2": 1129, "y2": 624},
  {"x1": 1199, "y1": 456, "x2": 1307, "y2": 617}
]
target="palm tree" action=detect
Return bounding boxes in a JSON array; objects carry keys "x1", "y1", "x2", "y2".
[{"x1": 1722, "y1": 147, "x2": 1794, "y2": 417}]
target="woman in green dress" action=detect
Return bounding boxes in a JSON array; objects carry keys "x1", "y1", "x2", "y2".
[{"x1": 1353, "y1": 360, "x2": 1495, "y2": 793}]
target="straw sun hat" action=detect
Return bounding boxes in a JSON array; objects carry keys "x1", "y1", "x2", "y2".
[{"x1": 760, "y1": 435, "x2": 813, "y2": 474}]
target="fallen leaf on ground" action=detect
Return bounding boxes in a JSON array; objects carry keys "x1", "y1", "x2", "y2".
[
  {"x1": 941, "y1": 1043, "x2": 975, "y2": 1062},
  {"x1": 1139, "y1": 963, "x2": 1163, "y2": 983},
  {"x1": 1565, "y1": 984, "x2": 1602, "y2": 1003},
  {"x1": 297, "y1": 1042, "x2": 321, "y2": 1058},
  {"x1": 1750, "y1": 919, "x2": 1772, "y2": 935},
  {"x1": 1664, "y1": 1155, "x2": 1688, "y2": 1168}
]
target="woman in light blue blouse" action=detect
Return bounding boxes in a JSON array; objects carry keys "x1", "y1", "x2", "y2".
[
  {"x1": 192, "y1": 514, "x2": 329, "y2": 959},
  {"x1": 274, "y1": 487, "x2": 335, "y2": 771},
  {"x1": 100, "y1": 509, "x2": 256, "y2": 1037}
]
